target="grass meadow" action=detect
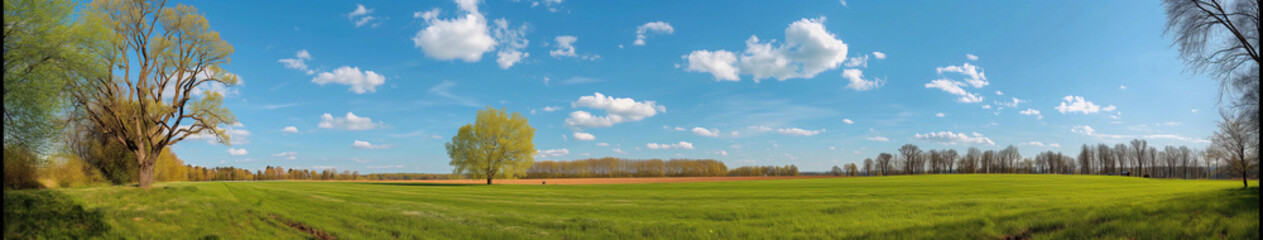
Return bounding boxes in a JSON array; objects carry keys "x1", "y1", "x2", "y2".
[{"x1": 4, "y1": 174, "x2": 1258, "y2": 239}]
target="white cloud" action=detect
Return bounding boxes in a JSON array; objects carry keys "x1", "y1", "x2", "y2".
[
  {"x1": 352, "y1": 140, "x2": 390, "y2": 149},
  {"x1": 925, "y1": 79, "x2": 984, "y2": 103},
  {"x1": 348, "y1": 4, "x2": 379, "y2": 27},
  {"x1": 866, "y1": 136, "x2": 890, "y2": 142},
  {"x1": 841, "y1": 69, "x2": 884, "y2": 91},
  {"x1": 541, "y1": 106, "x2": 562, "y2": 112},
  {"x1": 281, "y1": 126, "x2": 299, "y2": 133},
  {"x1": 596, "y1": 142, "x2": 609, "y2": 146},
  {"x1": 634, "y1": 21, "x2": 674, "y2": 46},
  {"x1": 278, "y1": 50, "x2": 313, "y2": 74},
  {"x1": 311, "y1": 66, "x2": 386, "y2": 94},
  {"x1": 871, "y1": 51, "x2": 886, "y2": 59},
  {"x1": 691, "y1": 127, "x2": 719, "y2": 137},
  {"x1": 1119, "y1": 85, "x2": 1127, "y2": 90},
  {"x1": 935, "y1": 112, "x2": 946, "y2": 117},
  {"x1": 227, "y1": 148, "x2": 248, "y2": 156},
  {"x1": 683, "y1": 50, "x2": 740, "y2": 81},
  {"x1": 843, "y1": 119, "x2": 854, "y2": 124},
  {"x1": 996, "y1": 97, "x2": 1025, "y2": 108},
  {"x1": 936, "y1": 63, "x2": 987, "y2": 88},
  {"x1": 271, "y1": 151, "x2": 298, "y2": 160},
  {"x1": 1056, "y1": 96, "x2": 1114, "y2": 114},
  {"x1": 995, "y1": 91, "x2": 1004, "y2": 95},
  {"x1": 537, "y1": 148, "x2": 570, "y2": 158},
  {"x1": 1191, "y1": 108, "x2": 1199, "y2": 113},
  {"x1": 716, "y1": 150, "x2": 729, "y2": 156},
  {"x1": 573, "y1": 132, "x2": 596, "y2": 141},
  {"x1": 413, "y1": 0, "x2": 497, "y2": 62},
  {"x1": 548, "y1": 36, "x2": 597, "y2": 60},
  {"x1": 646, "y1": 141, "x2": 694, "y2": 150},
  {"x1": 683, "y1": 17, "x2": 848, "y2": 82},
  {"x1": 844, "y1": 55, "x2": 869, "y2": 68},
  {"x1": 182, "y1": 123, "x2": 251, "y2": 145},
  {"x1": 1071, "y1": 125, "x2": 1095, "y2": 135},
  {"x1": 1019, "y1": 108, "x2": 1043, "y2": 119},
  {"x1": 777, "y1": 127, "x2": 825, "y2": 136},
  {"x1": 1049, "y1": 143, "x2": 1061, "y2": 147},
  {"x1": 493, "y1": 18, "x2": 530, "y2": 69},
  {"x1": 1022, "y1": 141, "x2": 1045, "y2": 147},
  {"x1": 319, "y1": 112, "x2": 382, "y2": 130},
  {"x1": 966, "y1": 54, "x2": 979, "y2": 61},
  {"x1": 914, "y1": 131, "x2": 995, "y2": 145},
  {"x1": 565, "y1": 93, "x2": 666, "y2": 128}
]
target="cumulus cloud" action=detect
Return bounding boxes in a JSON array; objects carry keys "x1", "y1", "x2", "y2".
[
  {"x1": 348, "y1": 4, "x2": 380, "y2": 27},
  {"x1": 1019, "y1": 108, "x2": 1043, "y2": 119},
  {"x1": 777, "y1": 127, "x2": 826, "y2": 136},
  {"x1": 1056, "y1": 96, "x2": 1115, "y2": 114},
  {"x1": 925, "y1": 79, "x2": 984, "y2": 103},
  {"x1": 866, "y1": 136, "x2": 890, "y2": 142},
  {"x1": 646, "y1": 141, "x2": 694, "y2": 150},
  {"x1": 565, "y1": 93, "x2": 666, "y2": 128},
  {"x1": 311, "y1": 66, "x2": 386, "y2": 94},
  {"x1": 319, "y1": 112, "x2": 382, "y2": 130},
  {"x1": 537, "y1": 148, "x2": 570, "y2": 158},
  {"x1": 282, "y1": 126, "x2": 299, "y2": 133},
  {"x1": 872, "y1": 51, "x2": 886, "y2": 59},
  {"x1": 691, "y1": 127, "x2": 719, "y2": 137},
  {"x1": 683, "y1": 17, "x2": 848, "y2": 82},
  {"x1": 573, "y1": 132, "x2": 596, "y2": 141},
  {"x1": 844, "y1": 55, "x2": 869, "y2": 68},
  {"x1": 843, "y1": 119, "x2": 854, "y2": 124},
  {"x1": 278, "y1": 50, "x2": 314, "y2": 75},
  {"x1": 936, "y1": 63, "x2": 987, "y2": 88},
  {"x1": 492, "y1": 18, "x2": 530, "y2": 69},
  {"x1": 413, "y1": 0, "x2": 497, "y2": 62},
  {"x1": 227, "y1": 148, "x2": 248, "y2": 156},
  {"x1": 548, "y1": 36, "x2": 598, "y2": 60},
  {"x1": 841, "y1": 69, "x2": 884, "y2": 91},
  {"x1": 634, "y1": 21, "x2": 673, "y2": 46},
  {"x1": 966, "y1": 54, "x2": 979, "y2": 61},
  {"x1": 272, "y1": 151, "x2": 298, "y2": 160},
  {"x1": 914, "y1": 131, "x2": 995, "y2": 145},
  {"x1": 352, "y1": 140, "x2": 390, "y2": 149},
  {"x1": 1070, "y1": 125, "x2": 1095, "y2": 135},
  {"x1": 936, "y1": 112, "x2": 946, "y2": 117}
]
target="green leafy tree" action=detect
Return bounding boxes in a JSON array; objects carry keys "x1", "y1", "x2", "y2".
[
  {"x1": 73, "y1": 0, "x2": 239, "y2": 188},
  {"x1": 446, "y1": 106, "x2": 536, "y2": 185}
]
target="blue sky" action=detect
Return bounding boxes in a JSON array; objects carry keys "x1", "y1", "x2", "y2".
[{"x1": 169, "y1": 0, "x2": 1223, "y2": 173}]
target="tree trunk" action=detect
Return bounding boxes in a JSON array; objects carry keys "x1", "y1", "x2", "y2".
[
  {"x1": 486, "y1": 178, "x2": 492, "y2": 185},
  {"x1": 136, "y1": 150, "x2": 156, "y2": 188}
]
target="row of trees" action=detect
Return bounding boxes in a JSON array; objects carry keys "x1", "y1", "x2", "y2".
[
  {"x1": 838, "y1": 117, "x2": 1256, "y2": 188},
  {"x1": 527, "y1": 158, "x2": 739, "y2": 178}
]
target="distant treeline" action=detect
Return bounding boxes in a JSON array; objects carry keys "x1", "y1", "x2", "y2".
[
  {"x1": 525, "y1": 158, "x2": 798, "y2": 178},
  {"x1": 184, "y1": 166, "x2": 453, "y2": 182}
]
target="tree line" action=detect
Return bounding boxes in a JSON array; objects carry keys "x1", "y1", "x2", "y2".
[
  {"x1": 838, "y1": 129, "x2": 1255, "y2": 188},
  {"x1": 526, "y1": 158, "x2": 798, "y2": 178}
]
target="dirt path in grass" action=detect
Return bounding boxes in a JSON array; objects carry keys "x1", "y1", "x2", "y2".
[{"x1": 344, "y1": 176, "x2": 840, "y2": 185}]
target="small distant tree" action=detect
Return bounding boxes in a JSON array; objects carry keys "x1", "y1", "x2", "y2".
[
  {"x1": 830, "y1": 165, "x2": 843, "y2": 176},
  {"x1": 844, "y1": 163, "x2": 859, "y2": 176},
  {"x1": 876, "y1": 153, "x2": 893, "y2": 176},
  {"x1": 862, "y1": 158, "x2": 873, "y2": 176},
  {"x1": 447, "y1": 106, "x2": 536, "y2": 185}
]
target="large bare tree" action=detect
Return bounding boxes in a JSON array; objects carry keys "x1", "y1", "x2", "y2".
[
  {"x1": 72, "y1": 0, "x2": 238, "y2": 187},
  {"x1": 1209, "y1": 111, "x2": 1258, "y2": 188}
]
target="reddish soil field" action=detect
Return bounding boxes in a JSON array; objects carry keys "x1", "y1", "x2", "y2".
[{"x1": 357, "y1": 176, "x2": 840, "y2": 185}]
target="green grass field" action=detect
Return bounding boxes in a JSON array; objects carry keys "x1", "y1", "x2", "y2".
[{"x1": 4, "y1": 174, "x2": 1258, "y2": 239}]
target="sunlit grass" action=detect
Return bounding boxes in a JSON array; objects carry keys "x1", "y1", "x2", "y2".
[{"x1": 5, "y1": 174, "x2": 1257, "y2": 239}]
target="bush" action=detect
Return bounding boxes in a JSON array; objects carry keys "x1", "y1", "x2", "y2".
[
  {"x1": 37, "y1": 153, "x2": 104, "y2": 188},
  {"x1": 3, "y1": 146, "x2": 42, "y2": 189}
]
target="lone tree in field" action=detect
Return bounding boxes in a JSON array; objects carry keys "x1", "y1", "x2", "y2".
[
  {"x1": 71, "y1": 0, "x2": 239, "y2": 188},
  {"x1": 447, "y1": 106, "x2": 536, "y2": 185},
  {"x1": 1209, "y1": 111, "x2": 1257, "y2": 188}
]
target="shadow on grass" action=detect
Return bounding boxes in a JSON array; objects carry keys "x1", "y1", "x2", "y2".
[
  {"x1": 3, "y1": 190, "x2": 109, "y2": 239},
  {"x1": 356, "y1": 182, "x2": 483, "y2": 187},
  {"x1": 858, "y1": 187, "x2": 1259, "y2": 239}
]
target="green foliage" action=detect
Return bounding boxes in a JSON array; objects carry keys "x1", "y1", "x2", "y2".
[
  {"x1": 154, "y1": 148, "x2": 187, "y2": 182},
  {"x1": 10, "y1": 175, "x2": 1256, "y2": 239},
  {"x1": 2, "y1": 0, "x2": 105, "y2": 152},
  {"x1": 447, "y1": 106, "x2": 536, "y2": 184},
  {"x1": 3, "y1": 145, "x2": 42, "y2": 189},
  {"x1": 3, "y1": 190, "x2": 109, "y2": 239}
]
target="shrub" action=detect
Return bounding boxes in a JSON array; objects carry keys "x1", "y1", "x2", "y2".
[{"x1": 3, "y1": 146, "x2": 42, "y2": 189}]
